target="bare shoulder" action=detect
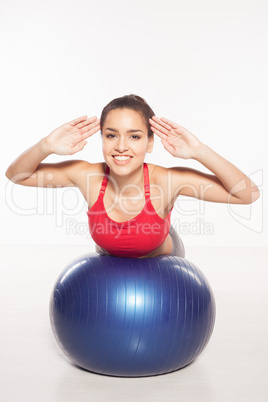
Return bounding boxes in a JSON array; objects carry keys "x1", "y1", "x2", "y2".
[
  {"x1": 69, "y1": 160, "x2": 106, "y2": 184},
  {"x1": 70, "y1": 160, "x2": 105, "y2": 174},
  {"x1": 147, "y1": 163, "x2": 187, "y2": 185},
  {"x1": 147, "y1": 162, "x2": 225, "y2": 201},
  {"x1": 67, "y1": 160, "x2": 107, "y2": 205},
  {"x1": 145, "y1": 163, "x2": 184, "y2": 212},
  {"x1": 146, "y1": 163, "x2": 166, "y2": 181},
  {"x1": 147, "y1": 162, "x2": 202, "y2": 202}
]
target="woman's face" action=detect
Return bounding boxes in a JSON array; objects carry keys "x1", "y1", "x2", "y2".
[{"x1": 101, "y1": 108, "x2": 154, "y2": 175}]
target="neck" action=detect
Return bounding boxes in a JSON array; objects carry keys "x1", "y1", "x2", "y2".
[{"x1": 107, "y1": 163, "x2": 145, "y2": 196}]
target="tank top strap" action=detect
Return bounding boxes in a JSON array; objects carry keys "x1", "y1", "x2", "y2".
[
  {"x1": 100, "y1": 165, "x2": 110, "y2": 194},
  {"x1": 143, "y1": 163, "x2": 150, "y2": 198}
]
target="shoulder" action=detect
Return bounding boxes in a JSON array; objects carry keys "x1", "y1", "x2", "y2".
[
  {"x1": 146, "y1": 163, "x2": 187, "y2": 185},
  {"x1": 67, "y1": 160, "x2": 105, "y2": 172},
  {"x1": 65, "y1": 160, "x2": 106, "y2": 185},
  {"x1": 146, "y1": 163, "x2": 166, "y2": 179},
  {"x1": 66, "y1": 160, "x2": 106, "y2": 174},
  {"x1": 146, "y1": 162, "x2": 202, "y2": 200}
]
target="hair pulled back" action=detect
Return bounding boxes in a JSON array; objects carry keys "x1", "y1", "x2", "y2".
[{"x1": 100, "y1": 94, "x2": 155, "y2": 137}]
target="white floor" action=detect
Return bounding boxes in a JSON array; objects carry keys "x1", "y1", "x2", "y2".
[{"x1": 0, "y1": 244, "x2": 267, "y2": 402}]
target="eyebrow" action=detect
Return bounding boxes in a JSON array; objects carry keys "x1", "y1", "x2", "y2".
[{"x1": 104, "y1": 128, "x2": 144, "y2": 133}]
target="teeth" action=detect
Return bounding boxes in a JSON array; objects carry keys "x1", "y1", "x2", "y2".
[{"x1": 114, "y1": 156, "x2": 131, "y2": 161}]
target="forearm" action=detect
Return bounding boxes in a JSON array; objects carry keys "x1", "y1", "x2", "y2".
[
  {"x1": 193, "y1": 143, "x2": 260, "y2": 203},
  {"x1": 5, "y1": 138, "x2": 52, "y2": 183}
]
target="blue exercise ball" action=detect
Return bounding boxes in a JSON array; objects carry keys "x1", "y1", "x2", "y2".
[{"x1": 50, "y1": 253, "x2": 216, "y2": 377}]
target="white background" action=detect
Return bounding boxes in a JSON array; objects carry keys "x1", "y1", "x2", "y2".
[
  {"x1": 1, "y1": 3, "x2": 268, "y2": 400},
  {"x1": 1, "y1": 0, "x2": 267, "y2": 247}
]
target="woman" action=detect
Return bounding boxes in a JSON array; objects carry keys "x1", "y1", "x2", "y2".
[{"x1": 5, "y1": 95, "x2": 260, "y2": 258}]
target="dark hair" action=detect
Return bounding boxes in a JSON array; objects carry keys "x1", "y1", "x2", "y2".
[{"x1": 100, "y1": 94, "x2": 155, "y2": 137}]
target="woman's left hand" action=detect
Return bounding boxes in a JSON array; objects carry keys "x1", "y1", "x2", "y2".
[{"x1": 149, "y1": 116, "x2": 202, "y2": 159}]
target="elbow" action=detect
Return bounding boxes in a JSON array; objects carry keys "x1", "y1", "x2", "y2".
[
  {"x1": 242, "y1": 187, "x2": 260, "y2": 205},
  {"x1": 232, "y1": 186, "x2": 261, "y2": 205},
  {"x1": 5, "y1": 167, "x2": 24, "y2": 184},
  {"x1": 250, "y1": 188, "x2": 260, "y2": 204},
  {"x1": 5, "y1": 167, "x2": 13, "y2": 182}
]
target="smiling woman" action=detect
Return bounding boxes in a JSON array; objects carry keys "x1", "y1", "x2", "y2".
[
  {"x1": 101, "y1": 108, "x2": 154, "y2": 173},
  {"x1": 5, "y1": 94, "x2": 260, "y2": 258}
]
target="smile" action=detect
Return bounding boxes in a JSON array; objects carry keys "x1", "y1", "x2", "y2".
[{"x1": 113, "y1": 155, "x2": 132, "y2": 161}]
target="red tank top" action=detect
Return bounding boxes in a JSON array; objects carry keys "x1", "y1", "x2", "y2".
[{"x1": 87, "y1": 163, "x2": 172, "y2": 257}]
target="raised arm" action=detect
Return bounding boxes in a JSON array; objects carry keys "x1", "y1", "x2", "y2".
[
  {"x1": 5, "y1": 115, "x2": 100, "y2": 187},
  {"x1": 150, "y1": 116, "x2": 260, "y2": 204}
]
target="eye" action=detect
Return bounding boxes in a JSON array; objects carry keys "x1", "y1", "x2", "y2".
[
  {"x1": 131, "y1": 135, "x2": 141, "y2": 140},
  {"x1": 105, "y1": 134, "x2": 116, "y2": 138}
]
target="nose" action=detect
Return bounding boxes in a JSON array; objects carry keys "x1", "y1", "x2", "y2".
[{"x1": 115, "y1": 136, "x2": 129, "y2": 153}]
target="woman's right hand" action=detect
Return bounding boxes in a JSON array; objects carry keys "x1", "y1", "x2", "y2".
[{"x1": 43, "y1": 115, "x2": 100, "y2": 155}]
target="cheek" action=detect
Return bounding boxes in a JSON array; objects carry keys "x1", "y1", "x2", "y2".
[{"x1": 140, "y1": 140, "x2": 150, "y2": 152}]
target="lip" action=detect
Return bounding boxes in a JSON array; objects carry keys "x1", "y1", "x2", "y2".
[{"x1": 112, "y1": 155, "x2": 133, "y2": 165}]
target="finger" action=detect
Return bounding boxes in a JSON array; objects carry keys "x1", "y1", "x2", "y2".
[
  {"x1": 150, "y1": 116, "x2": 174, "y2": 131},
  {"x1": 76, "y1": 117, "x2": 100, "y2": 129},
  {"x1": 149, "y1": 119, "x2": 170, "y2": 136},
  {"x1": 79, "y1": 119, "x2": 100, "y2": 133},
  {"x1": 68, "y1": 115, "x2": 89, "y2": 126},
  {"x1": 150, "y1": 125, "x2": 167, "y2": 140},
  {"x1": 80, "y1": 123, "x2": 100, "y2": 139},
  {"x1": 71, "y1": 140, "x2": 88, "y2": 154},
  {"x1": 160, "y1": 117, "x2": 185, "y2": 131},
  {"x1": 161, "y1": 139, "x2": 177, "y2": 156}
]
